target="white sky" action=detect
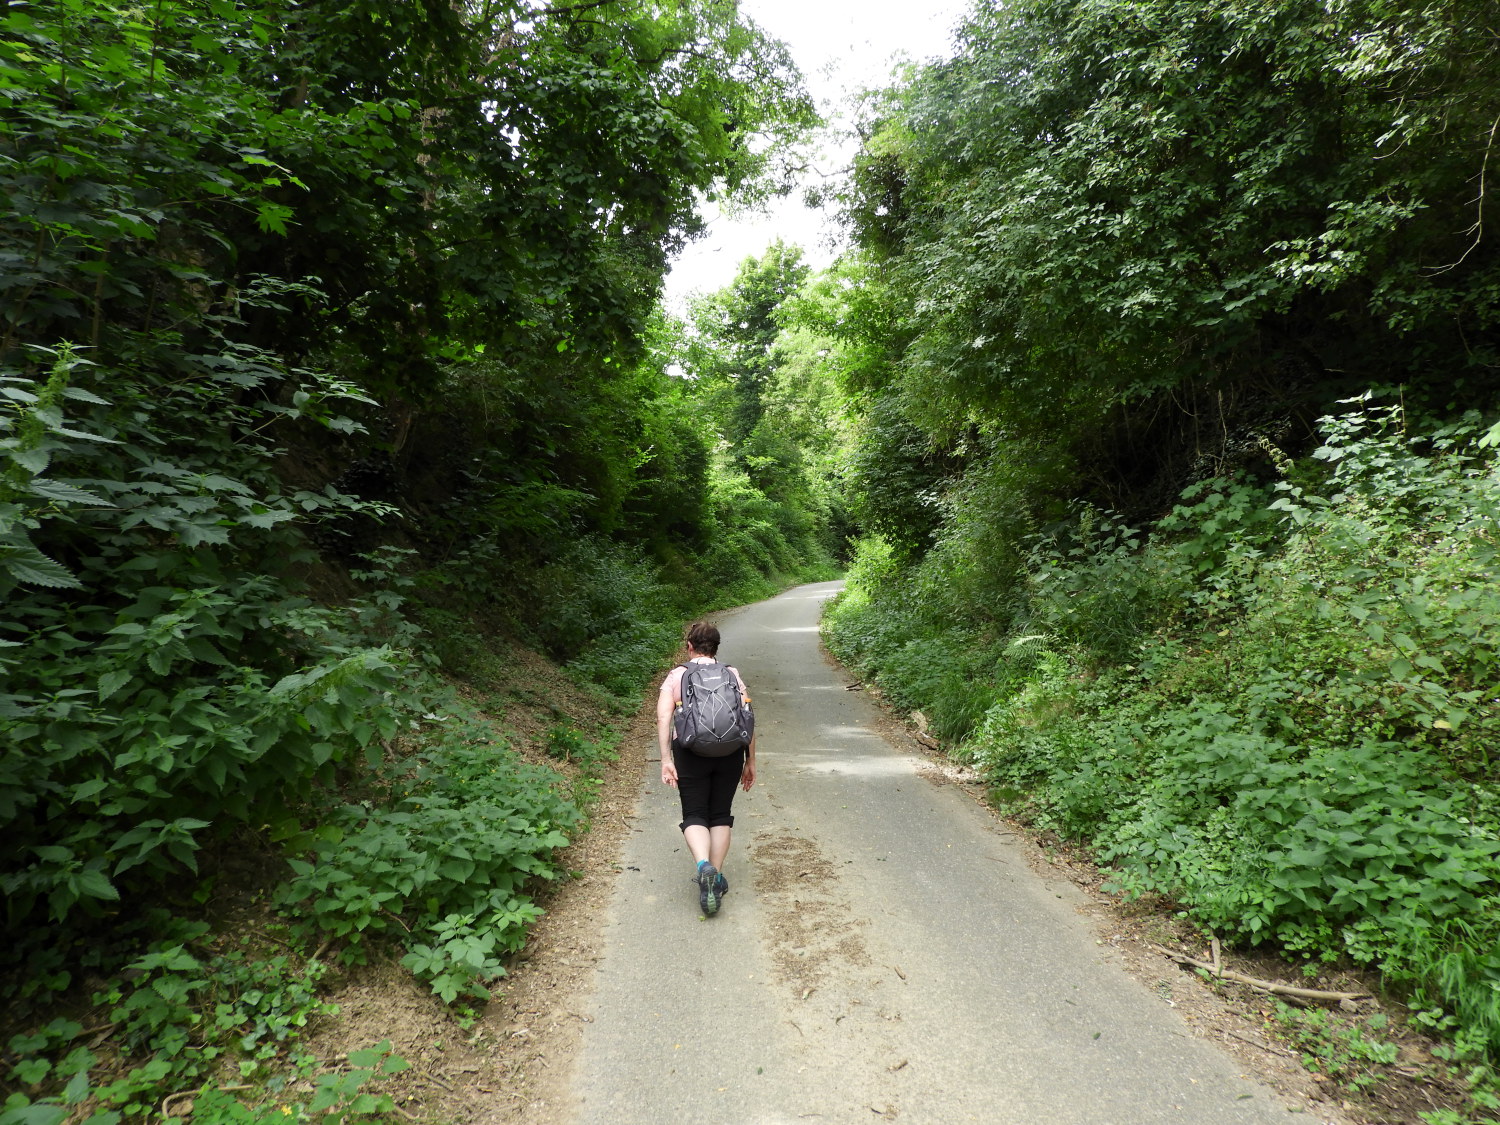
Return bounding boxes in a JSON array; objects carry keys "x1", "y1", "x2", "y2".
[{"x1": 660, "y1": 0, "x2": 971, "y2": 310}]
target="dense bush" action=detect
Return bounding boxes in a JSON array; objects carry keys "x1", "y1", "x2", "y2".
[
  {"x1": 828, "y1": 404, "x2": 1500, "y2": 1059},
  {"x1": 277, "y1": 711, "x2": 581, "y2": 1003},
  {"x1": 0, "y1": 339, "x2": 407, "y2": 939}
]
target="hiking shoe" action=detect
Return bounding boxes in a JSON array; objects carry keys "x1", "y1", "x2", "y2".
[
  {"x1": 698, "y1": 863, "x2": 720, "y2": 916},
  {"x1": 687, "y1": 870, "x2": 729, "y2": 902}
]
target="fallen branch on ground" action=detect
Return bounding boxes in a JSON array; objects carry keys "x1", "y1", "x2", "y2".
[
  {"x1": 1222, "y1": 1027, "x2": 1296, "y2": 1057},
  {"x1": 1149, "y1": 944, "x2": 1371, "y2": 1003}
]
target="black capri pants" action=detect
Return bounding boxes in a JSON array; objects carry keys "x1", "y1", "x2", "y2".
[{"x1": 674, "y1": 743, "x2": 747, "y2": 831}]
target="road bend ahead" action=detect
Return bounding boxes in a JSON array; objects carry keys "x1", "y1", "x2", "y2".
[{"x1": 569, "y1": 581, "x2": 1308, "y2": 1125}]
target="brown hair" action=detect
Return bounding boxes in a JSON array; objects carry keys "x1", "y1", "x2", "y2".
[{"x1": 683, "y1": 621, "x2": 720, "y2": 657}]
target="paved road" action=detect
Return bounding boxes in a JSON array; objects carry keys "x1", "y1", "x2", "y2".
[{"x1": 570, "y1": 582, "x2": 1305, "y2": 1124}]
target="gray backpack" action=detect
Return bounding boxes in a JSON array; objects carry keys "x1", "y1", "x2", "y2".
[{"x1": 673, "y1": 661, "x2": 754, "y2": 757}]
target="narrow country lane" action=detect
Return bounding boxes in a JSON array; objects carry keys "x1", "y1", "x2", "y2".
[{"x1": 569, "y1": 582, "x2": 1312, "y2": 1124}]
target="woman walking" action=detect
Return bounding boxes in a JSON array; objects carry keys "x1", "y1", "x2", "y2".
[{"x1": 657, "y1": 621, "x2": 756, "y2": 916}]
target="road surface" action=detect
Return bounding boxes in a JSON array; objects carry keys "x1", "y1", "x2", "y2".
[{"x1": 569, "y1": 581, "x2": 1307, "y2": 1124}]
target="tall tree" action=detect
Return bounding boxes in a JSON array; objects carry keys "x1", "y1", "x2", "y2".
[
  {"x1": 0, "y1": 0, "x2": 815, "y2": 935},
  {"x1": 840, "y1": 0, "x2": 1500, "y2": 514},
  {"x1": 684, "y1": 240, "x2": 811, "y2": 457}
]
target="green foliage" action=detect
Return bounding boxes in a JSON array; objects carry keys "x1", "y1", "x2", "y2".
[
  {"x1": 171, "y1": 1052, "x2": 408, "y2": 1125},
  {"x1": 825, "y1": 0, "x2": 1500, "y2": 1087},
  {"x1": 398, "y1": 904, "x2": 540, "y2": 1006},
  {"x1": 1417, "y1": 1052, "x2": 1500, "y2": 1125},
  {"x1": 842, "y1": 396, "x2": 950, "y2": 561},
  {"x1": 674, "y1": 245, "x2": 853, "y2": 575},
  {"x1": 0, "y1": 1044, "x2": 406, "y2": 1125},
  {"x1": 0, "y1": 0, "x2": 827, "y2": 1116},
  {"x1": 835, "y1": 0, "x2": 1500, "y2": 547},
  {"x1": 403, "y1": 294, "x2": 838, "y2": 704},
  {"x1": 5, "y1": 1020, "x2": 92, "y2": 1100},
  {"x1": 1, "y1": 586, "x2": 409, "y2": 928},
  {"x1": 1274, "y1": 1004, "x2": 1398, "y2": 1090},
  {"x1": 86, "y1": 930, "x2": 334, "y2": 1075},
  {"x1": 830, "y1": 404, "x2": 1500, "y2": 1059},
  {"x1": 276, "y1": 708, "x2": 578, "y2": 1002},
  {"x1": 2, "y1": 926, "x2": 355, "y2": 1122},
  {"x1": 1, "y1": 0, "x2": 819, "y2": 953},
  {"x1": 544, "y1": 725, "x2": 619, "y2": 779},
  {"x1": 0, "y1": 1047, "x2": 91, "y2": 1125},
  {"x1": 824, "y1": 537, "x2": 1002, "y2": 742},
  {"x1": 528, "y1": 538, "x2": 686, "y2": 699},
  {"x1": 1402, "y1": 923, "x2": 1500, "y2": 1073},
  {"x1": 1021, "y1": 508, "x2": 1188, "y2": 666},
  {"x1": 990, "y1": 409, "x2": 1500, "y2": 1046},
  {"x1": 0, "y1": 335, "x2": 408, "y2": 931},
  {"x1": 684, "y1": 241, "x2": 812, "y2": 453},
  {"x1": 950, "y1": 0, "x2": 1494, "y2": 379},
  {"x1": 300, "y1": 1042, "x2": 409, "y2": 1125},
  {"x1": 692, "y1": 463, "x2": 804, "y2": 595}
]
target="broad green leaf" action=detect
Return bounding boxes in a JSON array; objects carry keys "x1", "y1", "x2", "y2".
[
  {"x1": 96, "y1": 668, "x2": 131, "y2": 701},
  {"x1": 73, "y1": 867, "x2": 118, "y2": 902},
  {"x1": 26, "y1": 479, "x2": 109, "y2": 506},
  {"x1": 5, "y1": 549, "x2": 80, "y2": 589}
]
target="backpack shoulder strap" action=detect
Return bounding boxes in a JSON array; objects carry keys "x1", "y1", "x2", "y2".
[
  {"x1": 677, "y1": 660, "x2": 714, "y2": 692},
  {"x1": 672, "y1": 662, "x2": 693, "y2": 699}
]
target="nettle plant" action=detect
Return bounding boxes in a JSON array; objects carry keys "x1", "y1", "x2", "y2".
[
  {"x1": 1161, "y1": 411, "x2": 1496, "y2": 1032},
  {"x1": 276, "y1": 713, "x2": 582, "y2": 1003}
]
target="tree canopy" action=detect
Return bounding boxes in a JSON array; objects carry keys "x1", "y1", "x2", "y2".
[{"x1": 839, "y1": 0, "x2": 1499, "y2": 512}]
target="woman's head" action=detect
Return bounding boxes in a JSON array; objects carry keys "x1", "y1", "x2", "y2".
[{"x1": 684, "y1": 620, "x2": 720, "y2": 657}]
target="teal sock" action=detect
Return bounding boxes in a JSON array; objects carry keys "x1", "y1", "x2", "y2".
[{"x1": 697, "y1": 859, "x2": 710, "y2": 871}]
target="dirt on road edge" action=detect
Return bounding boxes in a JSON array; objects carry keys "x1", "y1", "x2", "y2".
[{"x1": 468, "y1": 697, "x2": 658, "y2": 1125}]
